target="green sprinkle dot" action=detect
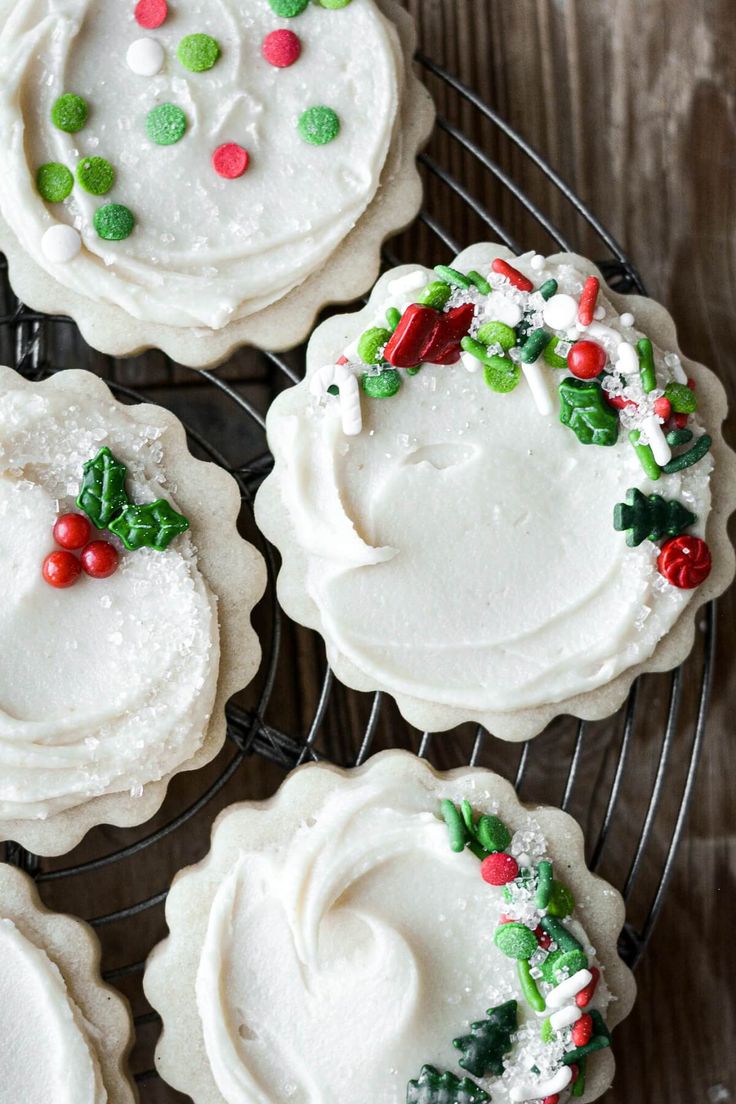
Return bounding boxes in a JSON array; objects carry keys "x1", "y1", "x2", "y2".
[
  {"x1": 543, "y1": 335, "x2": 569, "y2": 370},
  {"x1": 94, "y1": 203, "x2": 135, "y2": 241},
  {"x1": 476, "y1": 320, "x2": 516, "y2": 351},
  {"x1": 357, "y1": 326, "x2": 392, "y2": 365},
  {"x1": 417, "y1": 280, "x2": 451, "y2": 310},
  {"x1": 434, "y1": 263, "x2": 471, "y2": 289},
  {"x1": 146, "y1": 103, "x2": 187, "y2": 146},
  {"x1": 361, "y1": 368, "x2": 401, "y2": 398},
  {"x1": 494, "y1": 923, "x2": 538, "y2": 961},
  {"x1": 177, "y1": 33, "x2": 221, "y2": 73},
  {"x1": 51, "y1": 93, "x2": 88, "y2": 134},
  {"x1": 36, "y1": 163, "x2": 73, "y2": 203},
  {"x1": 268, "y1": 0, "x2": 309, "y2": 13},
  {"x1": 539, "y1": 950, "x2": 565, "y2": 984},
  {"x1": 483, "y1": 355, "x2": 521, "y2": 394},
  {"x1": 664, "y1": 380, "x2": 698, "y2": 413},
  {"x1": 298, "y1": 106, "x2": 340, "y2": 146},
  {"x1": 316, "y1": 0, "x2": 353, "y2": 6},
  {"x1": 552, "y1": 949, "x2": 588, "y2": 981},
  {"x1": 546, "y1": 880, "x2": 576, "y2": 918},
  {"x1": 76, "y1": 156, "x2": 115, "y2": 196},
  {"x1": 476, "y1": 814, "x2": 511, "y2": 853}
]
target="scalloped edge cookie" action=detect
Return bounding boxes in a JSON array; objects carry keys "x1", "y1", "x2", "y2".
[
  {"x1": 0, "y1": 367, "x2": 266, "y2": 855},
  {"x1": 143, "y1": 750, "x2": 636, "y2": 1104},
  {"x1": 0, "y1": 1, "x2": 434, "y2": 369},
  {"x1": 255, "y1": 243, "x2": 736, "y2": 740},
  {"x1": 0, "y1": 861, "x2": 137, "y2": 1103}
]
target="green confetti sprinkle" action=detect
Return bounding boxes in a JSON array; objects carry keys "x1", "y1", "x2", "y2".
[
  {"x1": 637, "y1": 337, "x2": 657, "y2": 393},
  {"x1": 543, "y1": 336, "x2": 569, "y2": 370},
  {"x1": 540, "y1": 1018, "x2": 554, "y2": 1043},
  {"x1": 518, "y1": 328, "x2": 549, "y2": 364},
  {"x1": 476, "y1": 320, "x2": 516, "y2": 351},
  {"x1": 628, "y1": 429, "x2": 661, "y2": 481},
  {"x1": 539, "y1": 278, "x2": 558, "y2": 300},
  {"x1": 268, "y1": 0, "x2": 309, "y2": 13},
  {"x1": 361, "y1": 368, "x2": 401, "y2": 398},
  {"x1": 539, "y1": 915, "x2": 583, "y2": 954},
  {"x1": 546, "y1": 880, "x2": 575, "y2": 918},
  {"x1": 662, "y1": 433, "x2": 712, "y2": 474},
  {"x1": 494, "y1": 923, "x2": 538, "y2": 961},
  {"x1": 76, "y1": 156, "x2": 115, "y2": 196},
  {"x1": 94, "y1": 203, "x2": 135, "y2": 241},
  {"x1": 467, "y1": 269, "x2": 491, "y2": 295},
  {"x1": 517, "y1": 959, "x2": 546, "y2": 1012},
  {"x1": 36, "y1": 163, "x2": 73, "y2": 203},
  {"x1": 666, "y1": 427, "x2": 694, "y2": 447},
  {"x1": 177, "y1": 33, "x2": 221, "y2": 72},
  {"x1": 571, "y1": 1056, "x2": 587, "y2": 1096},
  {"x1": 417, "y1": 281, "x2": 451, "y2": 310},
  {"x1": 298, "y1": 106, "x2": 340, "y2": 145},
  {"x1": 535, "y1": 860, "x2": 553, "y2": 909},
  {"x1": 664, "y1": 380, "x2": 698, "y2": 413},
  {"x1": 51, "y1": 93, "x2": 88, "y2": 133},
  {"x1": 146, "y1": 103, "x2": 187, "y2": 146},
  {"x1": 386, "y1": 306, "x2": 401, "y2": 331},
  {"x1": 440, "y1": 800, "x2": 468, "y2": 853},
  {"x1": 109, "y1": 499, "x2": 189, "y2": 551},
  {"x1": 357, "y1": 326, "x2": 392, "y2": 365},
  {"x1": 316, "y1": 0, "x2": 353, "y2": 6},
  {"x1": 434, "y1": 264, "x2": 471, "y2": 289}
]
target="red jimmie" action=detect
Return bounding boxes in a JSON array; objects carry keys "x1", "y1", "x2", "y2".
[{"x1": 383, "y1": 303, "x2": 475, "y2": 368}]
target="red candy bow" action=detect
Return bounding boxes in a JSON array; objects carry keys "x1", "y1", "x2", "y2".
[{"x1": 383, "y1": 303, "x2": 474, "y2": 368}]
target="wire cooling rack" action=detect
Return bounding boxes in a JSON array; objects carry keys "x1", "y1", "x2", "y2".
[{"x1": 1, "y1": 54, "x2": 715, "y2": 1100}]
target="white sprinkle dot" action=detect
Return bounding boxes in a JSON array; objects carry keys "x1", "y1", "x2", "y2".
[
  {"x1": 530, "y1": 253, "x2": 545, "y2": 271},
  {"x1": 126, "y1": 37, "x2": 165, "y2": 77},
  {"x1": 620, "y1": 311, "x2": 635, "y2": 327},
  {"x1": 542, "y1": 293, "x2": 578, "y2": 330},
  {"x1": 41, "y1": 224, "x2": 81, "y2": 264}
]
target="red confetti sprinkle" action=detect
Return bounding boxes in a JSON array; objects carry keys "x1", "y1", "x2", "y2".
[
  {"x1": 42, "y1": 550, "x2": 81, "y2": 589},
  {"x1": 653, "y1": 396, "x2": 672, "y2": 421},
  {"x1": 605, "y1": 393, "x2": 636, "y2": 412},
  {"x1": 577, "y1": 275, "x2": 600, "y2": 326},
  {"x1": 81, "y1": 540, "x2": 119, "y2": 579},
  {"x1": 336, "y1": 355, "x2": 348, "y2": 365},
  {"x1": 571, "y1": 1013, "x2": 593, "y2": 1048},
  {"x1": 491, "y1": 257, "x2": 533, "y2": 292},
  {"x1": 134, "y1": 0, "x2": 168, "y2": 29},
  {"x1": 575, "y1": 966, "x2": 600, "y2": 1008},
  {"x1": 480, "y1": 852, "x2": 519, "y2": 886},
  {"x1": 262, "y1": 29, "x2": 302, "y2": 68},
  {"x1": 567, "y1": 339, "x2": 607, "y2": 379},
  {"x1": 212, "y1": 143, "x2": 250, "y2": 179},
  {"x1": 542, "y1": 1096, "x2": 560, "y2": 1104},
  {"x1": 535, "y1": 925, "x2": 553, "y2": 951},
  {"x1": 53, "y1": 512, "x2": 91, "y2": 551},
  {"x1": 658, "y1": 535, "x2": 712, "y2": 589}
]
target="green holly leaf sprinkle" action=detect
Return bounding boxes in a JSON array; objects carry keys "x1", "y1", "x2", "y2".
[
  {"x1": 109, "y1": 499, "x2": 189, "y2": 551},
  {"x1": 559, "y1": 377, "x2": 619, "y2": 446},
  {"x1": 76, "y1": 447, "x2": 129, "y2": 528}
]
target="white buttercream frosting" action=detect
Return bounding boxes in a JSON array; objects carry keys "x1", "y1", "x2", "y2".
[
  {"x1": 0, "y1": 918, "x2": 107, "y2": 1104},
  {"x1": 0, "y1": 0, "x2": 399, "y2": 328},
  {"x1": 195, "y1": 776, "x2": 610, "y2": 1104},
  {"x1": 263, "y1": 251, "x2": 713, "y2": 715},
  {"x1": 0, "y1": 383, "x2": 219, "y2": 819}
]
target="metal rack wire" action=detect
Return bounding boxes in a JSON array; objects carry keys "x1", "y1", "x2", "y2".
[{"x1": 1, "y1": 54, "x2": 714, "y2": 1099}]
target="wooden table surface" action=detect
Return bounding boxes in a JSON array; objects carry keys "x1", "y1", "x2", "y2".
[{"x1": 12, "y1": 2, "x2": 734, "y2": 1102}]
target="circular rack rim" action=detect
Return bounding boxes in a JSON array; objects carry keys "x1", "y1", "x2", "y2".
[{"x1": 1, "y1": 51, "x2": 715, "y2": 1094}]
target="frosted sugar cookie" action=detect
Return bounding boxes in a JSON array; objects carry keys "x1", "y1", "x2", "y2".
[
  {"x1": 0, "y1": 861, "x2": 136, "y2": 1104},
  {"x1": 144, "y1": 751, "x2": 636, "y2": 1104},
  {"x1": 0, "y1": 0, "x2": 432, "y2": 366},
  {"x1": 256, "y1": 244, "x2": 736, "y2": 739},
  {"x1": 0, "y1": 367, "x2": 265, "y2": 854}
]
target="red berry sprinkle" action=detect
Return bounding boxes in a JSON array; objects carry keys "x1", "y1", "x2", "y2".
[
  {"x1": 657, "y1": 534, "x2": 712, "y2": 590},
  {"x1": 653, "y1": 396, "x2": 672, "y2": 421},
  {"x1": 575, "y1": 965, "x2": 600, "y2": 1008},
  {"x1": 212, "y1": 143, "x2": 250, "y2": 180},
  {"x1": 42, "y1": 550, "x2": 82, "y2": 589},
  {"x1": 577, "y1": 275, "x2": 600, "y2": 326},
  {"x1": 80, "y1": 540, "x2": 120, "y2": 579},
  {"x1": 134, "y1": 0, "x2": 168, "y2": 29},
  {"x1": 571, "y1": 1013, "x2": 593, "y2": 1048},
  {"x1": 53, "y1": 512, "x2": 91, "y2": 550},
  {"x1": 480, "y1": 852, "x2": 519, "y2": 886},
  {"x1": 262, "y1": 29, "x2": 302, "y2": 68},
  {"x1": 567, "y1": 339, "x2": 607, "y2": 379},
  {"x1": 491, "y1": 257, "x2": 533, "y2": 292}
]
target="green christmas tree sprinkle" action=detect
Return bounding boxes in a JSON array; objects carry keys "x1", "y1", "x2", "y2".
[
  {"x1": 76, "y1": 156, "x2": 115, "y2": 196},
  {"x1": 613, "y1": 487, "x2": 696, "y2": 547},
  {"x1": 453, "y1": 1000, "x2": 518, "y2": 1078},
  {"x1": 51, "y1": 93, "x2": 88, "y2": 133},
  {"x1": 406, "y1": 1065, "x2": 489, "y2": 1104},
  {"x1": 36, "y1": 163, "x2": 74, "y2": 203},
  {"x1": 177, "y1": 33, "x2": 221, "y2": 73}
]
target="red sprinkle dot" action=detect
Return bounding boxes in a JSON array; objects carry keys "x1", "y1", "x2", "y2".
[
  {"x1": 491, "y1": 257, "x2": 533, "y2": 292},
  {"x1": 135, "y1": 0, "x2": 167, "y2": 28},
  {"x1": 571, "y1": 1013, "x2": 593, "y2": 1048},
  {"x1": 575, "y1": 966, "x2": 600, "y2": 1008},
  {"x1": 567, "y1": 339, "x2": 607, "y2": 379},
  {"x1": 53, "y1": 512, "x2": 91, "y2": 551},
  {"x1": 262, "y1": 29, "x2": 302, "y2": 68},
  {"x1": 43, "y1": 550, "x2": 82, "y2": 589},
  {"x1": 81, "y1": 540, "x2": 120, "y2": 579},
  {"x1": 212, "y1": 143, "x2": 250, "y2": 179},
  {"x1": 653, "y1": 396, "x2": 672, "y2": 421},
  {"x1": 480, "y1": 852, "x2": 519, "y2": 886}
]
